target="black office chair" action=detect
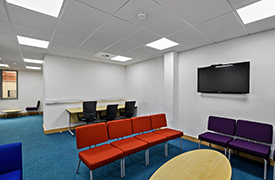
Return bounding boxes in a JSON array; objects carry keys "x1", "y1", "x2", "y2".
[
  {"x1": 77, "y1": 101, "x2": 98, "y2": 124},
  {"x1": 119, "y1": 101, "x2": 136, "y2": 118},
  {"x1": 99, "y1": 104, "x2": 118, "y2": 121}
]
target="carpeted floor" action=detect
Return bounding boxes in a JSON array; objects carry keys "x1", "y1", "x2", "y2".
[{"x1": 0, "y1": 115, "x2": 273, "y2": 180}]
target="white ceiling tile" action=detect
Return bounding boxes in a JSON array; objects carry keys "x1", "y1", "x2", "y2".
[
  {"x1": 13, "y1": 24, "x2": 52, "y2": 41},
  {"x1": 126, "y1": 28, "x2": 162, "y2": 45},
  {"x1": 7, "y1": 4, "x2": 57, "y2": 32},
  {"x1": 48, "y1": 49, "x2": 70, "y2": 57},
  {"x1": 49, "y1": 43, "x2": 77, "y2": 53},
  {"x1": 20, "y1": 46, "x2": 47, "y2": 55},
  {"x1": 146, "y1": 13, "x2": 190, "y2": 36},
  {"x1": 0, "y1": 20, "x2": 13, "y2": 34},
  {"x1": 176, "y1": 0, "x2": 232, "y2": 25},
  {"x1": 0, "y1": 32, "x2": 17, "y2": 44},
  {"x1": 209, "y1": 27, "x2": 248, "y2": 42},
  {"x1": 167, "y1": 27, "x2": 204, "y2": 45},
  {"x1": 51, "y1": 34, "x2": 83, "y2": 47},
  {"x1": 61, "y1": 0, "x2": 111, "y2": 30},
  {"x1": 227, "y1": 0, "x2": 260, "y2": 9},
  {"x1": 80, "y1": 31, "x2": 121, "y2": 52},
  {"x1": 76, "y1": 0, "x2": 130, "y2": 15},
  {"x1": 246, "y1": 16, "x2": 275, "y2": 34},
  {"x1": 115, "y1": 0, "x2": 169, "y2": 28},
  {"x1": 153, "y1": 0, "x2": 195, "y2": 11},
  {"x1": 196, "y1": 12, "x2": 243, "y2": 35},
  {"x1": 55, "y1": 20, "x2": 93, "y2": 41},
  {"x1": 185, "y1": 36, "x2": 214, "y2": 49},
  {"x1": 99, "y1": 17, "x2": 139, "y2": 38},
  {"x1": 104, "y1": 39, "x2": 141, "y2": 55},
  {"x1": 73, "y1": 48, "x2": 98, "y2": 57},
  {"x1": 0, "y1": 1, "x2": 9, "y2": 21}
]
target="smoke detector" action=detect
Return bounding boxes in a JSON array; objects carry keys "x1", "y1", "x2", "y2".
[{"x1": 138, "y1": 11, "x2": 146, "y2": 21}]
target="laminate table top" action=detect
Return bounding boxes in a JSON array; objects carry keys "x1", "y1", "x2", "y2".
[{"x1": 150, "y1": 149, "x2": 231, "y2": 180}]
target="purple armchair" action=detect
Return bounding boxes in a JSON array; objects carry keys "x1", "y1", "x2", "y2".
[
  {"x1": 198, "y1": 116, "x2": 236, "y2": 156},
  {"x1": 26, "y1": 100, "x2": 41, "y2": 116},
  {"x1": 228, "y1": 120, "x2": 273, "y2": 180}
]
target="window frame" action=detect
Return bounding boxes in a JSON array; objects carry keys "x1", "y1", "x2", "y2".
[{"x1": 0, "y1": 70, "x2": 18, "y2": 100}]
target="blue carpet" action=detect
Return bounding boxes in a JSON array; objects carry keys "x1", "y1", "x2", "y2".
[{"x1": 0, "y1": 115, "x2": 273, "y2": 180}]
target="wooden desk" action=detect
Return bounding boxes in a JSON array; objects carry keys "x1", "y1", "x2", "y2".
[
  {"x1": 66, "y1": 104, "x2": 131, "y2": 136},
  {"x1": 2, "y1": 109, "x2": 22, "y2": 118},
  {"x1": 150, "y1": 149, "x2": 231, "y2": 180}
]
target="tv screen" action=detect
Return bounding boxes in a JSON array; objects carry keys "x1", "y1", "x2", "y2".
[{"x1": 197, "y1": 61, "x2": 250, "y2": 94}]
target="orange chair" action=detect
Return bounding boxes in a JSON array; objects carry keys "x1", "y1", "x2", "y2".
[
  {"x1": 131, "y1": 116, "x2": 168, "y2": 162},
  {"x1": 150, "y1": 113, "x2": 183, "y2": 151},
  {"x1": 76, "y1": 123, "x2": 124, "y2": 180},
  {"x1": 107, "y1": 119, "x2": 149, "y2": 177}
]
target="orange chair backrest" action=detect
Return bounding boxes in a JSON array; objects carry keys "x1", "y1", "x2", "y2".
[
  {"x1": 76, "y1": 123, "x2": 108, "y2": 149},
  {"x1": 131, "y1": 116, "x2": 151, "y2": 134},
  {"x1": 107, "y1": 119, "x2": 132, "y2": 140},
  {"x1": 150, "y1": 113, "x2": 167, "y2": 129}
]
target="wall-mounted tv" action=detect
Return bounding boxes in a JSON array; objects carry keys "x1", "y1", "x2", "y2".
[{"x1": 197, "y1": 61, "x2": 250, "y2": 94}]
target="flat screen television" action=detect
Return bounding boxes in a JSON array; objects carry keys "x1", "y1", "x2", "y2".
[{"x1": 197, "y1": 61, "x2": 250, "y2": 94}]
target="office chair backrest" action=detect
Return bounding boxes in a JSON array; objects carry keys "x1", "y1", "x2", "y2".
[
  {"x1": 105, "y1": 104, "x2": 118, "y2": 121},
  {"x1": 83, "y1": 101, "x2": 97, "y2": 122},
  {"x1": 36, "y1": 100, "x2": 40, "y2": 108},
  {"x1": 125, "y1": 101, "x2": 136, "y2": 118}
]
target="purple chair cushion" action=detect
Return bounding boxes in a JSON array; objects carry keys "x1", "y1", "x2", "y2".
[
  {"x1": 208, "y1": 116, "x2": 236, "y2": 135},
  {"x1": 26, "y1": 107, "x2": 38, "y2": 110},
  {"x1": 199, "y1": 132, "x2": 233, "y2": 147},
  {"x1": 273, "y1": 151, "x2": 275, "y2": 161},
  {"x1": 236, "y1": 120, "x2": 273, "y2": 144},
  {"x1": 228, "y1": 138, "x2": 270, "y2": 159}
]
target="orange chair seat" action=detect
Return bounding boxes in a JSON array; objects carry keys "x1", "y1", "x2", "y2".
[
  {"x1": 153, "y1": 128, "x2": 183, "y2": 140},
  {"x1": 79, "y1": 144, "x2": 123, "y2": 170},
  {"x1": 134, "y1": 132, "x2": 167, "y2": 147},
  {"x1": 111, "y1": 137, "x2": 148, "y2": 156}
]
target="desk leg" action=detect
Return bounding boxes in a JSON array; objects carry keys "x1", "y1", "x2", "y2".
[
  {"x1": 5, "y1": 113, "x2": 7, "y2": 118},
  {"x1": 68, "y1": 113, "x2": 74, "y2": 136}
]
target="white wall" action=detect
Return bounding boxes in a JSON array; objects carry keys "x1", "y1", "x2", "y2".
[
  {"x1": 126, "y1": 57, "x2": 165, "y2": 116},
  {"x1": 0, "y1": 70, "x2": 43, "y2": 114},
  {"x1": 177, "y1": 29, "x2": 275, "y2": 144},
  {"x1": 43, "y1": 55, "x2": 126, "y2": 130}
]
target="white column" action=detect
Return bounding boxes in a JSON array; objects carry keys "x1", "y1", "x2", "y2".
[{"x1": 164, "y1": 51, "x2": 178, "y2": 128}]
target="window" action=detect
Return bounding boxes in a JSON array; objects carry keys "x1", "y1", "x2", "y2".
[{"x1": 0, "y1": 70, "x2": 18, "y2": 99}]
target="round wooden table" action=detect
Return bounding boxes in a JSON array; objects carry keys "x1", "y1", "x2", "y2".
[{"x1": 150, "y1": 149, "x2": 231, "y2": 180}]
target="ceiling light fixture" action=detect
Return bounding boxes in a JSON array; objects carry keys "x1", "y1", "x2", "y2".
[
  {"x1": 146, "y1": 38, "x2": 179, "y2": 50},
  {"x1": 111, "y1": 56, "x2": 132, "y2": 62},
  {"x1": 0, "y1": 64, "x2": 9, "y2": 67},
  {"x1": 6, "y1": 0, "x2": 64, "y2": 18},
  {"x1": 138, "y1": 11, "x2": 146, "y2": 21},
  {"x1": 26, "y1": 66, "x2": 41, "y2": 70},
  {"x1": 17, "y1": 36, "x2": 49, "y2": 49},
  {"x1": 24, "y1": 58, "x2": 43, "y2": 64},
  {"x1": 237, "y1": 0, "x2": 275, "y2": 24}
]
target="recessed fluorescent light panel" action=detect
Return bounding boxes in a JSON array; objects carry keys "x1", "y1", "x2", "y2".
[
  {"x1": 17, "y1": 36, "x2": 49, "y2": 49},
  {"x1": 111, "y1": 56, "x2": 132, "y2": 62},
  {"x1": 26, "y1": 66, "x2": 41, "y2": 70},
  {"x1": 146, "y1": 38, "x2": 179, "y2": 50},
  {"x1": 24, "y1": 58, "x2": 43, "y2": 64},
  {"x1": 6, "y1": 0, "x2": 64, "y2": 18},
  {"x1": 237, "y1": 0, "x2": 275, "y2": 24},
  {"x1": 0, "y1": 64, "x2": 9, "y2": 67}
]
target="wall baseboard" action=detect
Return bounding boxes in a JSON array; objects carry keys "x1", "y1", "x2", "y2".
[
  {"x1": 0, "y1": 111, "x2": 43, "y2": 118},
  {"x1": 182, "y1": 134, "x2": 274, "y2": 166},
  {"x1": 43, "y1": 124, "x2": 78, "y2": 135}
]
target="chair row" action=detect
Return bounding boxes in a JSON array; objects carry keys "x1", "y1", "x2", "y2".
[
  {"x1": 198, "y1": 116, "x2": 273, "y2": 180},
  {"x1": 75, "y1": 113, "x2": 183, "y2": 180},
  {"x1": 78, "y1": 101, "x2": 136, "y2": 124}
]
